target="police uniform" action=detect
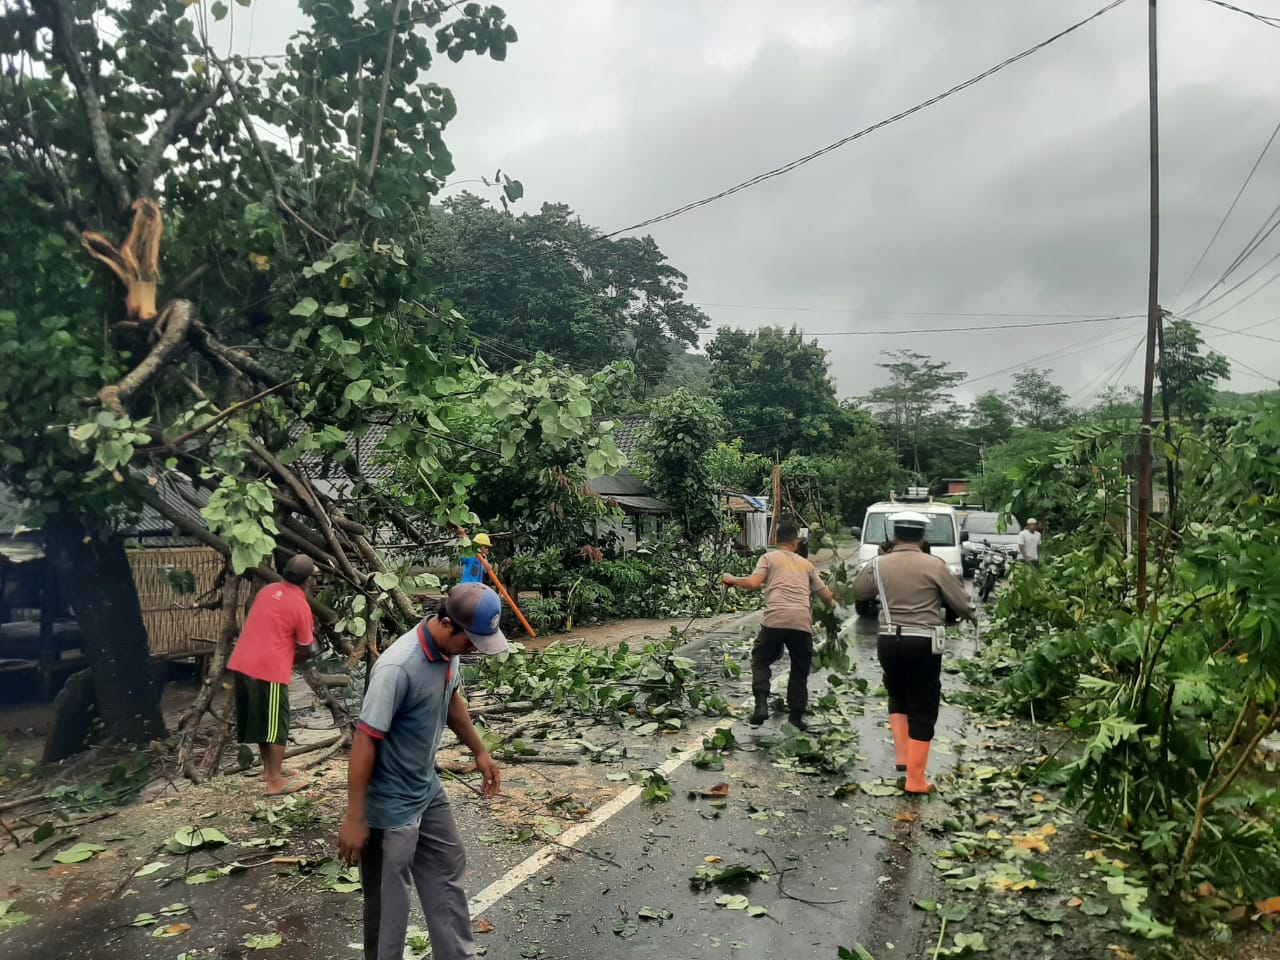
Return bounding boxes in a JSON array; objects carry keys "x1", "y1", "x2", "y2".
[{"x1": 852, "y1": 512, "x2": 974, "y2": 794}]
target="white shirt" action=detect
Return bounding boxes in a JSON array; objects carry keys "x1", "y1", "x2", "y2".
[{"x1": 1018, "y1": 529, "x2": 1042, "y2": 561}]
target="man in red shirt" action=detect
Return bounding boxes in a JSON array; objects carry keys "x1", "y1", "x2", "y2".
[{"x1": 227, "y1": 555, "x2": 317, "y2": 795}]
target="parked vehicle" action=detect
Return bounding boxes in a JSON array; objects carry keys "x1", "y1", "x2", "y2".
[
  {"x1": 959, "y1": 510, "x2": 1020, "y2": 577},
  {"x1": 975, "y1": 542, "x2": 1018, "y2": 601},
  {"x1": 852, "y1": 490, "x2": 966, "y2": 618}
]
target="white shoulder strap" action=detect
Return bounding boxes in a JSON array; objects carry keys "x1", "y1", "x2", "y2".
[{"x1": 872, "y1": 557, "x2": 893, "y2": 628}]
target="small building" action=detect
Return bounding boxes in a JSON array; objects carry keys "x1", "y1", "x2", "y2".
[
  {"x1": 0, "y1": 476, "x2": 223, "y2": 698},
  {"x1": 942, "y1": 478, "x2": 973, "y2": 497}
]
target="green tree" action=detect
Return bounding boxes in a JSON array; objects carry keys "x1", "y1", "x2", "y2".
[
  {"x1": 0, "y1": 0, "x2": 617, "y2": 754},
  {"x1": 864, "y1": 350, "x2": 967, "y2": 475},
  {"x1": 636, "y1": 389, "x2": 724, "y2": 543},
  {"x1": 707, "y1": 439, "x2": 772, "y2": 494},
  {"x1": 706, "y1": 326, "x2": 840, "y2": 458},
  {"x1": 1158, "y1": 318, "x2": 1231, "y2": 421},
  {"x1": 427, "y1": 195, "x2": 707, "y2": 386},
  {"x1": 1009, "y1": 368, "x2": 1072, "y2": 431},
  {"x1": 969, "y1": 391, "x2": 1016, "y2": 445}
]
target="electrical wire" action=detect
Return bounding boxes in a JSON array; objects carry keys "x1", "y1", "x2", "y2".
[
  {"x1": 953, "y1": 319, "x2": 1148, "y2": 389},
  {"x1": 1185, "y1": 252, "x2": 1280, "y2": 320},
  {"x1": 694, "y1": 313, "x2": 1142, "y2": 339},
  {"x1": 1199, "y1": 0, "x2": 1280, "y2": 29},
  {"x1": 1171, "y1": 115, "x2": 1280, "y2": 304},
  {"x1": 690, "y1": 302, "x2": 1120, "y2": 319},
  {"x1": 597, "y1": 0, "x2": 1128, "y2": 240}
]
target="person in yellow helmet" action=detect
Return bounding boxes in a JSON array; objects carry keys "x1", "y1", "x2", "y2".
[{"x1": 459, "y1": 533, "x2": 491, "y2": 584}]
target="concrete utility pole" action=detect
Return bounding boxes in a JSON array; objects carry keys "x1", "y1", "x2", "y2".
[{"x1": 1136, "y1": 0, "x2": 1160, "y2": 612}]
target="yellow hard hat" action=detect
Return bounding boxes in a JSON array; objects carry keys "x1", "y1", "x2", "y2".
[{"x1": 473, "y1": 533, "x2": 492, "y2": 547}]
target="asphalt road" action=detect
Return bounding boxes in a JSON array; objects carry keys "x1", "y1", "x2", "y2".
[{"x1": 10, "y1": 608, "x2": 979, "y2": 960}]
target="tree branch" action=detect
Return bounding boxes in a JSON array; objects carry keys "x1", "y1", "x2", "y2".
[
  {"x1": 39, "y1": 0, "x2": 130, "y2": 210},
  {"x1": 147, "y1": 379, "x2": 299, "y2": 451},
  {"x1": 365, "y1": 0, "x2": 407, "y2": 190},
  {"x1": 137, "y1": 77, "x2": 226, "y2": 198},
  {"x1": 98, "y1": 299, "x2": 193, "y2": 415}
]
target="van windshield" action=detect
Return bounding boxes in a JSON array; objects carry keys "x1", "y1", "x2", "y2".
[{"x1": 862, "y1": 512, "x2": 957, "y2": 547}]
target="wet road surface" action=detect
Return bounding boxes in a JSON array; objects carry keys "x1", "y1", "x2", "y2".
[{"x1": 8, "y1": 609, "x2": 979, "y2": 960}]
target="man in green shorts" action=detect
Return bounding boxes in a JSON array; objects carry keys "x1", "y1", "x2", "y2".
[{"x1": 227, "y1": 554, "x2": 317, "y2": 795}]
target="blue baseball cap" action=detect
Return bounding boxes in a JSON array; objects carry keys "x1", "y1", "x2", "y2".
[{"x1": 444, "y1": 583, "x2": 508, "y2": 655}]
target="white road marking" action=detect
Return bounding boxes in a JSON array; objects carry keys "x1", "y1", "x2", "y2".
[
  {"x1": 465, "y1": 726, "x2": 723, "y2": 919},
  {"x1": 399, "y1": 630, "x2": 769, "y2": 958}
]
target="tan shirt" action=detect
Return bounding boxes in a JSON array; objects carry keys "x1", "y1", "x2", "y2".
[
  {"x1": 754, "y1": 549, "x2": 825, "y2": 633},
  {"x1": 853, "y1": 549, "x2": 975, "y2": 631}
]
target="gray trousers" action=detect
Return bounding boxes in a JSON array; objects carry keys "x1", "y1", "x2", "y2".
[{"x1": 359, "y1": 798, "x2": 475, "y2": 960}]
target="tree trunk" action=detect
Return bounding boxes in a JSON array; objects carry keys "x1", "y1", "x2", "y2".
[{"x1": 44, "y1": 511, "x2": 166, "y2": 747}]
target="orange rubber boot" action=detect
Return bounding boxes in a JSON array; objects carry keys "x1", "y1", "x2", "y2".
[
  {"x1": 889, "y1": 714, "x2": 909, "y2": 772},
  {"x1": 905, "y1": 739, "x2": 935, "y2": 795}
]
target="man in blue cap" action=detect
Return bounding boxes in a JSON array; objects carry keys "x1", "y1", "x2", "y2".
[{"x1": 337, "y1": 582, "x2": 509, "y2": 960}]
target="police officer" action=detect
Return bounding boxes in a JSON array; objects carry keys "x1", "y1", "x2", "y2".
[
  {"x1": 723, "y1": 522, "x2": 836, "y2": 730},
  {"x1": 852, "y1": 511, "x2": 974, "y2": 794}
]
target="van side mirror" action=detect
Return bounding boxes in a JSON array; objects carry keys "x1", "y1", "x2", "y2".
[{"x1": 960, "y1": 531, "x2": 969, "y2": 543}]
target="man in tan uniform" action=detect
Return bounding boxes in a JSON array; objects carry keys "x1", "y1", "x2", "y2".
[
  {"x1": 723, "y1": 522, "x2": 836, "y2": 730},
  {"x1": 853, "y1": 511, "x2": 974, "y2": 794}
]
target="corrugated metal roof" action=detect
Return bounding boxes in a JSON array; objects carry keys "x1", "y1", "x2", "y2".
[
  {"x1": 603, "y1": 494, "x2": 671, "y2": 515},
  {"x1": 585, "y1": 469, "x2": 651, "y2": 497},
  {"x1": 0, "y1": 470, "x2": 210, "y2": 539}
]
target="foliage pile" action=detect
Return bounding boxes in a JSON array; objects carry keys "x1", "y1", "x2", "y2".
[
  {"x1": 476, "y1": 639, "x2": 733, "y2": 724},
  {"x1": 507, "y1": 530, "x2": 763, "y2": 633},
  {"x1": 983, "y1": 398, "x2": 1280, "y2": 930}
]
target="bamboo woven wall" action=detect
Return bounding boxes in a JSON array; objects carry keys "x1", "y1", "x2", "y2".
[{"x1": 127, "y1": 546, "x2": 226, "y2": 657}]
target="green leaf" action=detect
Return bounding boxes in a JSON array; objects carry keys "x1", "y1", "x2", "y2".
[
  {"x1": 746, "y1": 905, "x2": 768, "y2": 918},
  {"x1": 53, "y1": 842, "x2": 106, "y2": 864},
  {"x1": 714, "y1": 894, "x2": 750, "y2": 910},
  {"x1": 289, "y1": 297, "x2": 319, "y2": 318},
  {"x1": 323, "y1": 303, "x2": 349, "y2": 318},
  {"x1": 344, "y1": 379, "x2": 372, "y2": 402},
  {"x1": 348, "y1": 316, "x2": 374, "y2": 328},
  {"x1": 243, "y1": 933, "x2": 284, "y2": 949},
  {"x1": 211, "y1": 1, "x2": 228, "y2": 21},
  {"x1": 134, "y1": 861, "x2": 168, "y2": 878},
  {"x1": 373, "y1": 571, "x2": 399, "y2": 591},
  {"x1": 70, "y1": 422, "x2": 98, "y2": 442}
]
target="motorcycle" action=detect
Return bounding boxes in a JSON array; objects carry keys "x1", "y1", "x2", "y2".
[{"x1": 976, "y1": 541, "x2": 1018, "y2": 602}]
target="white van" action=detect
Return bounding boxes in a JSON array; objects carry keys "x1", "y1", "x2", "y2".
[{"x1": 852, "y1": 493, "x2": 966, "y2": 616}]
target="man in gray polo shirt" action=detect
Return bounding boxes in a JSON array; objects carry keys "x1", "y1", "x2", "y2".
[{"x1": 337, "y1": 583, "x2": 509, "y2": 960}]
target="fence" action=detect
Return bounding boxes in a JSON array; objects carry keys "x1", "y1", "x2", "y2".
[{"x1": 127, "y1": 546, "x2": 229, "y2": 658}]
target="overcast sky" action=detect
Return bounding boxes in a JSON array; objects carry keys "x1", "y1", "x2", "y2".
[{"x1": 220, "y1": 0, "x2": 1279, "y2": 404}]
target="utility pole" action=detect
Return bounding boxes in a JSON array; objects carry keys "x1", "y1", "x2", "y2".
[
  {"x1": 1136, "y1": 0, "x2": 1160, "y2": 613},
  {"x1": 1155, "y1": 308, "x2": 1177, "y2": 527},
  {"x1": 770, "y1": 461, "x2": 781, "y2": 546}
]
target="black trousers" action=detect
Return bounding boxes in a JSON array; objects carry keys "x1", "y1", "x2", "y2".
[
  {"x1": 877, "y1": 634, "x2": 943, "y2": 741},
  {"x1": 752, "y1": 627, "x2": 812, "y2": 717}
]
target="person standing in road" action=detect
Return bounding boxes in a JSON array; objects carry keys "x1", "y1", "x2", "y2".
[
  {"x1": 1018, "y1": 518, "x2": 1043, "y2": 568},
  {"x1": 853, "y1": 512, "x2": 975, "y2": 795},
  {"x1": 337, "y1": 582, "x2": 508, "y2": 960},
  {"x1": 458, "y1": 533, "x2": 492, "y2": 584},
  {"x1": 722, "y1": 522, "x2": 836, "y2": 730},
  {"x1": 227, "y1": 554, "x2": 318, "y2": 796}
]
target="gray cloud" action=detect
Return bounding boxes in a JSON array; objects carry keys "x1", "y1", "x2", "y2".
[{"x1": 217, "y1": 0, "x2": 1280, "y2": 402}]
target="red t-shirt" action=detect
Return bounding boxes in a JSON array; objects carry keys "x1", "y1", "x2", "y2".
[{"x1": 227, "y1": 582, "x2": 315, "y2": 685}]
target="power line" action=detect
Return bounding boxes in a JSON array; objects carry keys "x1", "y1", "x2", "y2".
[
  {"x1": 1182, "y1": 210, "x2": 1280, "y2": 314},
  {"x1": 597, "y1": 0, "x2": 1129, "y2": 240},
  {"x1": 1199, "y1": 0, "x2": 1280, "y2": 29},
  {"x1": 1171, "y1": 115, "x2": 1280, "y2": 304},
  {"x1": 695, "y1": 313, "x2": 1142, "y2": 338},
  {"x1": 1185, "y1": 251, "x2": 1280, "y2": 319},
  {"x1": 1193, "y1": 318, "x2": 1280, "y2": 345},
  {"x1": 691, "y1": 302, "x2": 1121, "y2": 319},
  {"x1": 953, "y1": 319, "x2": 1148, "y2": 389}
]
